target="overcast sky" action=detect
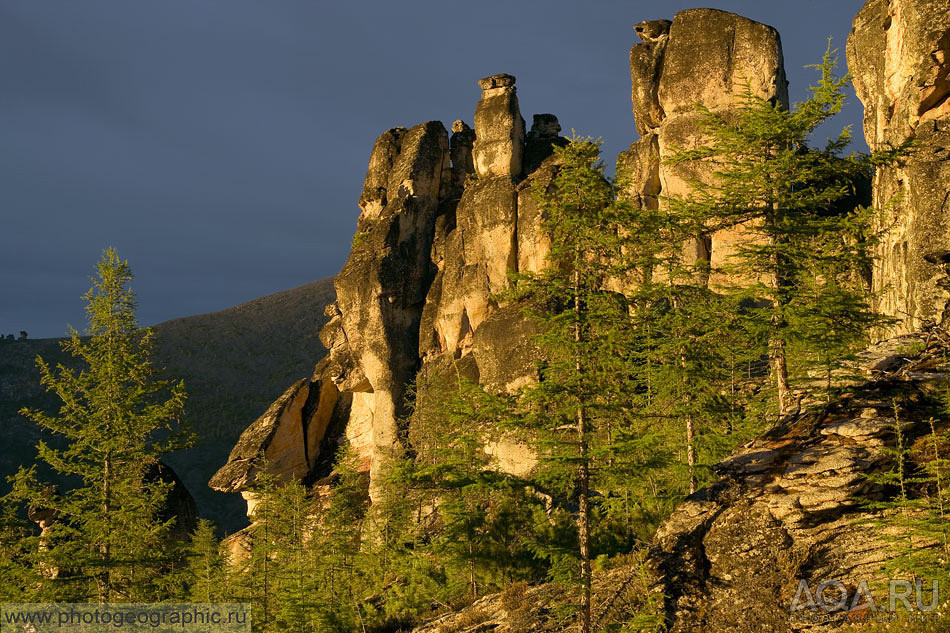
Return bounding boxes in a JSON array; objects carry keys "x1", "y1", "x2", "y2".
[{"x1": 1, "y1": 0, "x2": 866, "y2": 338}]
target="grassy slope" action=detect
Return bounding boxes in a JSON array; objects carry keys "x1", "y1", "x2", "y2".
[{"x1": 0, "y1": 277, "x2": 335, "y2": 533}]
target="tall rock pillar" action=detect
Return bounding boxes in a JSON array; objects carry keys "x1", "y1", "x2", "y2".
[
  {"x1": 327, "y1": 121, "x2": 450, "y2": 500},
  {"x1": 619, "y1": 10, "x2": 788, "y2": 287},
  {"x1": 848, "y1": 0, "x2": 950, "y2": 337},
  {"x1": 420, "y1": 75, "x2": 526, "y2": 360}
]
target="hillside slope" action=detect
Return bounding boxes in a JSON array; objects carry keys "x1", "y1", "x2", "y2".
[{"x1": 0, "y1": 277, "x2": 335, "y2": 532}]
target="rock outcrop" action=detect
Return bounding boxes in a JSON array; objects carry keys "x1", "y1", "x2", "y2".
[
  {"x1": 648, "y1": 331, "x2": 948, "y2": 632},
  {"x1": 146, "y1": 459, "x2": 200, "y2": 540},
  {"x1": 212, "y1": 9, "x2": 797, "y2": 518},
  {"x1": 620, "y1": 9, "x2": 789, "y2": 287},
  {"x1": 209, "y1": 376, "x2": 351, "y2": 514},
  {"x1": 212, "y1": 74, "x2": 567, "y2": 509},
  {"x1": 848, "y1": 0, "x2": 950, "y2": 337}
]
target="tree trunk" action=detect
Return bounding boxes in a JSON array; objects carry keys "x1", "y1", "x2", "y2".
[
  {"x1": 99, "y1": 452, "x2": 112, "y2": 602},
  {"x1": 770, "y1": 323, "x2": 791, "y2": 415},
  {"x1": 573, "y1": 267, "x2": 592, "y2": 633},
  {"x1": 685, "y1": 413, "x2": 697, "y2": 494},
  {"x1": 769, "y1": 227, "x2": 791, "y2": 415},
  {"x1": 578, "y1": 405, "x2": 592, "y2": 633}
]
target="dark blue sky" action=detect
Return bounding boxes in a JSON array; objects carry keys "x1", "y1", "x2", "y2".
[{"x1": 1, "y1": 1, "x2": 866, "y2": 338}]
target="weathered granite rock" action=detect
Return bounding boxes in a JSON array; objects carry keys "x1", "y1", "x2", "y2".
[
  {"x1": 658, "y1": 9, "x2": 787, "y2": 120},
  {"x1": 848, "y1": 0, "x2": 950, "y2": 337},
  {"x1": 209, "y1": 375, "x2": 349, "y2": 513},
  {"x1": 358, "y1": 127, "x2": 407, "y2": 220},
  {"x1": 473, "y1": 74, "x2": 526, "y2": 179},
  {"x1": 620, "y1": 8, "x2": 789, "y2": 289},
  {"x1": 472, "y1": 302, "x2": 541, "y2": 395},
  {"x1": 420, "y1": 89, "x2": 526, "y2": 360},
  {"x1": 650, "y1": 335, "x2": 950, "y2": 632},
  {"x1": 420, "y1": 177, "x2": 518, "y2": 361},
  {"x1": 449, "y1": 120, "x2": 476, "y2": 197},
  {"x1": 630, "y1": 19, "x2": 671, "y2": 135},
  {"x1": 523, "y1": 113, "x2": 568, "y2": 174},
  {"x1": 616, "y1": 135, "x2": 660, "y2": 212},
  {"x1": 332, "y1": 120, "x2": 449, "y2": 500},
  {"x1": 516, "y1": 160, "x2": 559, "y2": 273}
]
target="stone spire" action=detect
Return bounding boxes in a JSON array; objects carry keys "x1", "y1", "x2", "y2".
[{"x1": 473, "y1": 73, "x2": 526, "y2": 179}]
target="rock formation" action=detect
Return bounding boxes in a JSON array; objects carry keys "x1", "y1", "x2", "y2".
[
  {"x1": 212, "y1": 73, "x2": 567, "y2": 510},
  {"x1": 212, "y1": 8, "x2": 797, "y2": 519},
  {"x1": 848, "y1": 0, "x2": 950, "y2": 338},
  {"x1": 620, "y1": 9, "x2": 789, "y2": 286},
  {"x1": 208, "y1": 376, "x2": 351, "y2": 516},
  {"x1": 649, "y1": 332, "x2": 950, "y2": 632},
  {"x1": 645, "y1": 4, "x2": 950, "y2": 629},
  {"x1": 199, "y1": 4, "x2": 950, "y2": 633},
  {"x1": 212, "y1": 16, "x2": 950, "y2": 633}
]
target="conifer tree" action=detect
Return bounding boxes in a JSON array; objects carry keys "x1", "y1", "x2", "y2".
[
  {"x1": 310, "y1": 444, "x2": 368, "y2": 632},
  {"x1": 231, "y1": 467, "x2": 315, "y2": 633},
  {"x1": 406, "y1": 372, "x2": 543, "y2": 598},
  {"x1": 666, "y1": 48, "x2": 890, "y2": 414},
  {"x1": 181, "y1": 519, "x2": 229, "y2": 602},
  {"x1": 0, "y1": 498, "x2": 39, "y2": 600},
  {"x1": 503, "y1": 137, "x2": 646, "y2": 633},
  {"x1": 8, "y1": 248, "x2": 188, "y2": 601}
]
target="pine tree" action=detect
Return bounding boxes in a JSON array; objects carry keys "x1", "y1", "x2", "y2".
[
  {"x1": 8, "y1": 248, "x2": 188, "y2": 601},
  {"x1": 310, "y1": 443, "x2": 368, "y2": 632},
  {"x1": 666, "y1": 47, "x2": 892, "y2": 415},
  {"x1": 0, "y1": 497, "x2": 40, "y2": 601}
]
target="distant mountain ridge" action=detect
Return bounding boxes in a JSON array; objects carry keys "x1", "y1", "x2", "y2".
[{"x1": 0, "y1": 277, "x2": 336, "y2": 533}]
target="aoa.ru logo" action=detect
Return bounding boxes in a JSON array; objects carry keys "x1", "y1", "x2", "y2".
[{"x1": 790, "y1": 578, "x2": 943, "y2": 624}]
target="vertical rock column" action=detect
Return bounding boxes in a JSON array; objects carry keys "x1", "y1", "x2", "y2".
[
  {"x1": 472, "y1": 73, "x2": 525, "y2": 179},
  {"x1": 618, "y1": 10, "x2": 789, "y2": 288},
  {"x1": 329, "y1": 121, "x2": 449, "y2": 501},
  {"x1": 848, "y1": 0, "x2": 950, "y2": 337},
  {"x1": 420, "y1": 75, "x2": 524, "y2": 359}
]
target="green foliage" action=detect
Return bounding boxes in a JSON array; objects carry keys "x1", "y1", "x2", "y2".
[
  {"x1": 0, "y1": 45, "x2": 913, "y2": 633},
  {"x1": 407, "y1": 375, "x2": 548, "y2": 597},
  {"x1": 864, "y1": 398, "x2": 950, "y2": 594},
  {"x1": 181, "y1": 519, "x2": 230, "y2": 602},
  {"x1": 500, "y1": 137, "x2": 667, "y2": 631},
  {"x1": 351, "y1": 230, "x2": 369, "y2": 249},
  {"x1": 0, "y1": 498, "x2": 41, "y2": 601},
  {"x1": 666, "y1": 47, "x2": 892, "y2": 413},
  {"x1": 5, "y1": 248, "x2": 190, "y2": 601}
]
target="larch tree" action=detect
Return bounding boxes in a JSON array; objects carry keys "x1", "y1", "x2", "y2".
[
  {"x1": 666, "y1": 48, "x2": 891, "y2": 415},
  {"x1": 504, "y1": 137, "x2": 645, "y2": 633},
  {"x1": 8, "y1": 248, "x2": 188, "y2": 601}
]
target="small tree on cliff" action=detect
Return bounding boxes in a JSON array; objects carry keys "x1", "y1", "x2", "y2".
[
  {"x1": 666, "y1": 48, "x2": 890, "y2": 415},
  {"x1": 8, "y1": 248, "x2": 188, "y2": 601}
]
